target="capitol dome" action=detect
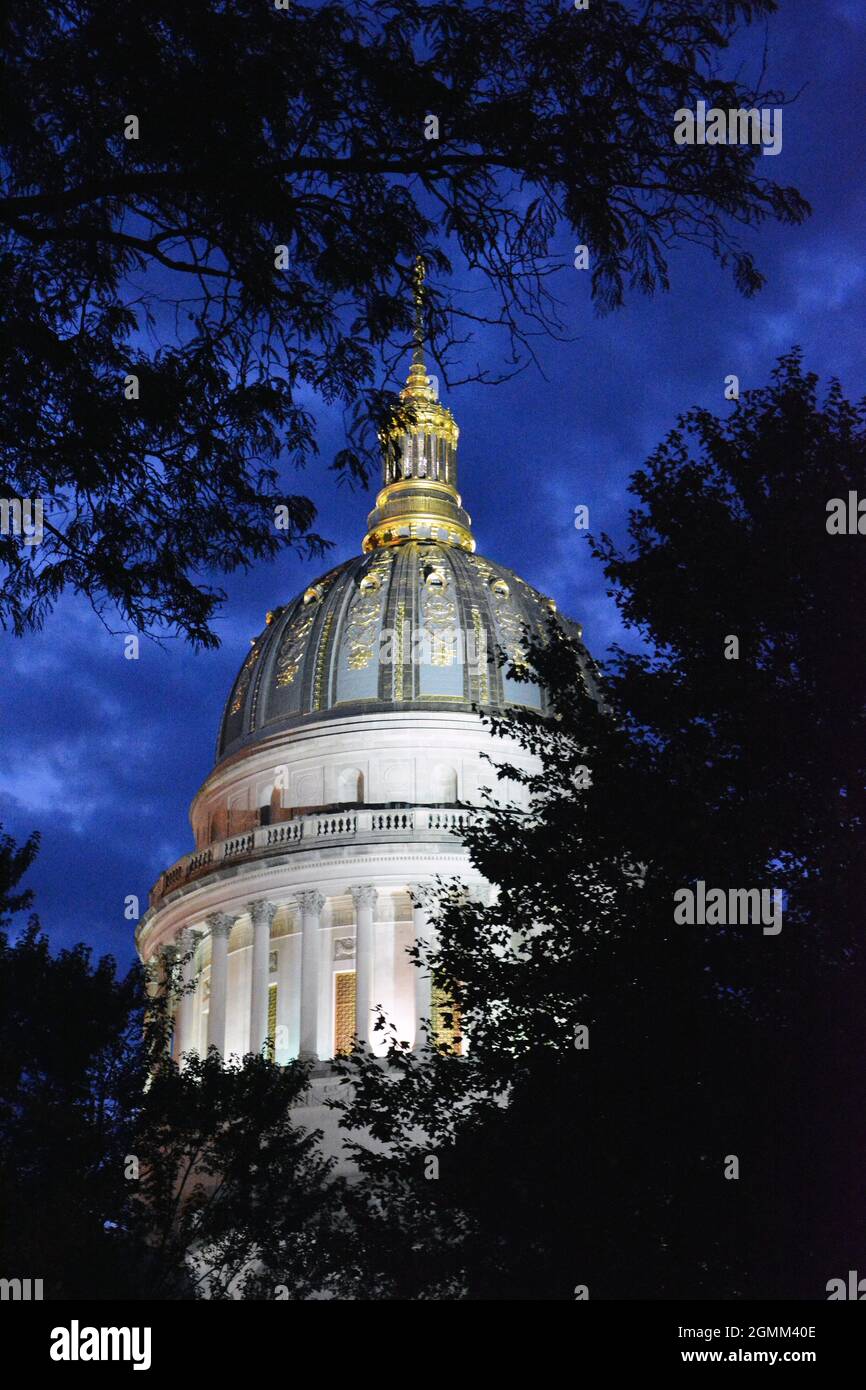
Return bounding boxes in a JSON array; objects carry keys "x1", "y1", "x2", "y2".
[
  {"x1": 136, "y1": 264, "x2": 591, "y2": 1146},
  {"x1": 216, "y1": 542, "x2": 559, "y2": 763}
]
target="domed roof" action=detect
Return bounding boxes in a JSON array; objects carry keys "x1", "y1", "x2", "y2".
[
  {"x1": 216, "y1": 542, "x2": 566, "y2": 761},
  {"x1": 216, "y1": 260, "x2": 589, "y2": 763}
]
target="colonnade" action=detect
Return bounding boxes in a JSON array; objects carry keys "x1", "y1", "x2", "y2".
[{"x1": 167, "y1": 885, "x2": 434, "y2": 1061}]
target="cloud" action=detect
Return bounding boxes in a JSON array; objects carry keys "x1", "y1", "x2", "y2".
[
  {"x1": 790, "y1": 246, "x2": 866, "y2": 313},
  {"x1": 2, "y1": 0, "x2": 863, "y2": 970}
]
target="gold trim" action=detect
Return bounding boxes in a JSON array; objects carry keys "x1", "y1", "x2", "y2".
[
  {"x1": 472, "y1": 606, "x2": 489, "y2": 703},
  {"x1": 312, "y1": 609, "x2": 335, "y2": 711},
  {"x1": 275, "y1": 609, "x2": 316, "y2": 687},
  {"x1": 404, "y1": 693, "x2": 474, "y2": 702},
  {"x1": 371, "y1": 478, "x2": 464, "y2": 508},
  {"x1": 364, "y1": 517, "x2": 475, "y2": 554},
  {"x1": 229, "y1": 641, "x2": 261, "y2": 715},
  {"x1": 395, "y1": 601, "x2": 406, "y2": 700},
  {"x1": 379, "y1": 405, "x2": 459, "y2": 449}
]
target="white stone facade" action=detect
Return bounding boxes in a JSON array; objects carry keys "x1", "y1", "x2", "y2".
[{"x1": 136, "y1": 711, "x2": 535, "y2": 1069}]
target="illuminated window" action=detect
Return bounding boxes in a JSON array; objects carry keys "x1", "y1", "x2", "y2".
[
  {"x1": 334, "y1": 971, "x2": 357, "y2": 1055},
  {"x1": 431, "y1": 985, "x2": 462, "y2": 1055},
  {"x1": 267, "y1": 983, "x2": 278, "y2": 1052},
  {"x1": 338, "y1": 767, "x2": 364, "y2": 803}
]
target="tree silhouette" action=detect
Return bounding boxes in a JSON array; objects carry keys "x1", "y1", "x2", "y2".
[
  {"x1": 330, "y1": 354, "x2": 866, "y2": 1299},
  {"x1": 1, "y1": 0, "x2": 807, "y2": 644},
  {"x1": 0, "y1": 829, "x2": 344, "y2": 1299}
]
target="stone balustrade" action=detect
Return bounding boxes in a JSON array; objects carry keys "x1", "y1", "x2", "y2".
[{"x1": 148, "y1": 805, "x2": 483, "y2": 910}]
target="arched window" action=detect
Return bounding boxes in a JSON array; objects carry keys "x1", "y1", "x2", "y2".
[
  {"x1": 431, "y1": 985, "x2": 462, "y2": 1055},
  {"x1": 430, "y1": 764, "x2": 458, "y2": 803},
  {"x1": 338, "y1": 768, "x2": 365, "y2": 804}
]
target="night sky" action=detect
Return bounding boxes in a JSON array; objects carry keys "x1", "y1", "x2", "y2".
[{"x1": 2, "y1": 0, "x2": 864, "y2": 968}]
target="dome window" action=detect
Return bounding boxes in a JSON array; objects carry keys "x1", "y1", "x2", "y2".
[
  {"x1": 303, "y1": 585, "x2": 322, "y2": 605},
  {"x1": 490, "y1": 578, "x2": 510, "y2": 598},
  {"x1": 359, "y1": 571, "x2": 382, "y2": 594},
  {"x1": 423, "y1": 565, "x2": 448, "y2": 590}
]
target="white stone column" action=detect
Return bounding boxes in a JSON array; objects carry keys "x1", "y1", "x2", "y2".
[
  {"x1": 153, "y1": 945, "x2": 176, "y2": 1057},
  {"x1": 351, "y1": 884, "x2": 378, "y2": 1047},
  {"x1": 298, "y1": 891, "x2": 325, "y2": 1060},
  {"x1": 276, "y1": 919, "x2": 295, "y2": 1064},
  {"x1": 206, "y1": 912, "x2": 235, "y2": 1055},
  {"x1": 410, "y1": 886, "x2": 434, "y2": 1051},
  {"x1": 174, "y1": 926, "x2": 200, "y2": 1059},
  {"x1": 248, "y1": 899, "x2": 277, "y2": 1054}
]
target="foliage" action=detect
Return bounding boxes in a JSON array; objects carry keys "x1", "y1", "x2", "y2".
[
  {"x1": 0, "y1": 0, "x2": 808, "y2": 643},
  {"x1": 0, "y1": 837, "x2": 343, "y2": 1299},
  {"x1": 330, "y1": 355, "x2": 866, "y2": 1298}
]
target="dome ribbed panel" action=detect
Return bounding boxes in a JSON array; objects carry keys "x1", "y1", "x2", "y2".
[{"x1": 215, "y1": 543, "x2": 567, "y2": 764}]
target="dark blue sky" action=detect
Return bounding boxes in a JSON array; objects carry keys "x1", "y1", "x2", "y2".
[{"x1": 2, "y1": 0, "x2": 864, "y2": 968}]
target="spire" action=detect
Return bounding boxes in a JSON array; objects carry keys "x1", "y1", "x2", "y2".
[
  {"x1": 406, "y1": 256, "x2": 432, "y2": 393},
  {"x1": 413, "y1": 256, "x2": 426, "y2": 361},
  {"x1": 399, "y1": 257, "x2": 440, "y2": 408},
  {"x1": 362, "y1": 257, "x2": 475, "y2": 554}
]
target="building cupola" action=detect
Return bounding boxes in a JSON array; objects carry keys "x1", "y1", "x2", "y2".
[{"x1": 362, "y1": 259, "x2": 475, "y2": 553}]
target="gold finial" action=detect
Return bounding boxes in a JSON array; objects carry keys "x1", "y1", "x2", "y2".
[
  {"x1": 361, "y1": 254, "x2": 473, "y2": 554},
  {"x1": 406, "y1": 256, "x2": 433, "y2": 398},
  {"x1": 412, "y1": 256, "x2": 426, "y2": 361}
]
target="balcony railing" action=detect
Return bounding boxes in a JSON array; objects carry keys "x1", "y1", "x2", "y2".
[{"x1": 149, "y1": 805, "x2": 483, "y2": 909}]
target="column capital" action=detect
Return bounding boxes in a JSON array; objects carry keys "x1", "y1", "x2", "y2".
[
  {"x1": 205, "y1": 912, "x2": 236, "y2": 939},
  {"x1": 247, "y1": 899, "x2": 278, "y2": 929},
  {"x1": 297, "y1": 890, "x2": 326, "y2": 916},
  {"x1": 408, "y1": 884, "x2": 435, "y2": 913},
  {"x1": 350, "y1": 884, "x2": 378, "y2": 910},
  {"x1": 174, "y1": 926, "x2": 201, "y2": 950}
]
